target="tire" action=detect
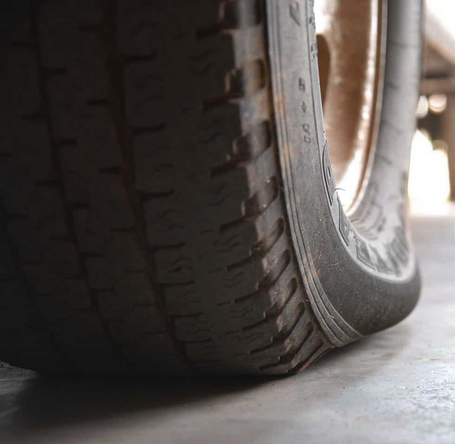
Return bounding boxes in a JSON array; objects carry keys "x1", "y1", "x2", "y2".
[{"x1": 0, "y1": 0, "x2": 421, "y2": 375}]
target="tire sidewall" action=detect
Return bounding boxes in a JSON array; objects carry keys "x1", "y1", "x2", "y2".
[{"x1": 266, "y1": 0, "x2": 422, "y2": 342}]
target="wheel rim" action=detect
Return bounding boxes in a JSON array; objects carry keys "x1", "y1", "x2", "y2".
[{"x1": 315, "y1": 0, "x2": 387, "y2": 211}]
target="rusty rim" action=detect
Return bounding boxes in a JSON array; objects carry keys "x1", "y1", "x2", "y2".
[{"x1": 315, "y1": 0, "x2": 387, "y2": 212}]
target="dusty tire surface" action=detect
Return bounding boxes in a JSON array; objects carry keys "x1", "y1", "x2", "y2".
[{"x1": 0, "y1": 0, "x2": 421, "y2": 375}]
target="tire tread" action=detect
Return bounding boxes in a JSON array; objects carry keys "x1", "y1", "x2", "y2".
[{"x1": 0, "y1": 0, "x2": 331, "y2": 375}]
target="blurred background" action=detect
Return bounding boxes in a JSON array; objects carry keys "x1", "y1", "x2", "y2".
[{"x1": 410, "y1": 0, "x2": 455, "y2": 214}]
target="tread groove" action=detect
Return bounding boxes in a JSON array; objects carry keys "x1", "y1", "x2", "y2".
[{"x1": 32, "y1": 0, "x2": 133, "y2": 371}]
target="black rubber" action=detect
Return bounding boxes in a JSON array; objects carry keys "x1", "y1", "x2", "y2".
[{"x1": 0, "y1": 0, "x2": 421, "y2": 375}]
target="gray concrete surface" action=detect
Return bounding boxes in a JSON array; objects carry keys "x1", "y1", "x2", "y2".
[{"x1": 1, "y1": 211, "x2": 454, "y2": 444}]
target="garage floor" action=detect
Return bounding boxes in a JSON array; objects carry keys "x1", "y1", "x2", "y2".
[{"x1": 1, "y1": 210, "x2": 454, "y2": 444}]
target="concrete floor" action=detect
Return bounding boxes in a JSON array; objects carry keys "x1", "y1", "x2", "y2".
[{"x1": 1, "y1": 211, "x2": 454, "y2": 444}]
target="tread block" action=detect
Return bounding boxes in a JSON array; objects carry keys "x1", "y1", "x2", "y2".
[{"x1": 124, "y1": 58, "x2": 166, "y2": 128}]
